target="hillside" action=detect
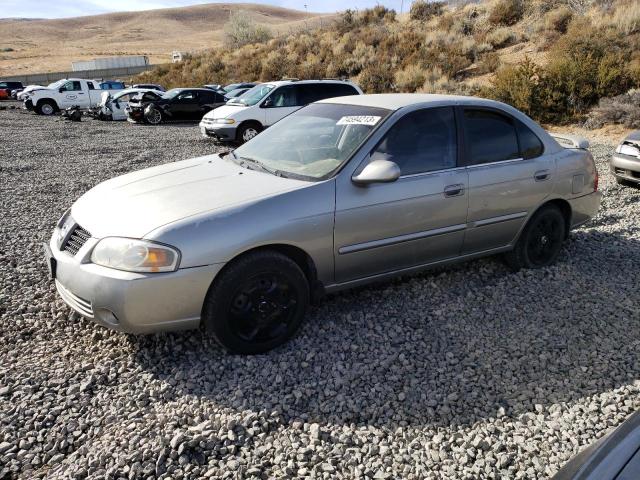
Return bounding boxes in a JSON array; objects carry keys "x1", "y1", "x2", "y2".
[
  {"x1": 0, "y1": 3, "x2": 331, "y2": 76},
  {"x1": 136, "y1": 0, "x2": 640, "y2": 126}
]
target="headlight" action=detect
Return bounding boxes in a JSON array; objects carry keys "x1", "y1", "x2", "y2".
[
  {"x1": 91, "y1": 238, "x2": 180, "y2": 273},
  {"x1": 616, "y1": 143, "x2": 640, "y2": 157},
  {"x1": 56, "y1": 208, "x2": 72, "y2": 228},
  {"x1": 213, "y1": 118, "x2": 235, "y2": 124}
]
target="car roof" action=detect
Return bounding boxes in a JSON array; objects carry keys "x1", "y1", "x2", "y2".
[
  {"x1": 266, "y1": 79, "x2": 356, "y2": 87},
  {"x1": 318, "y1": 93, "x2": 509, "y2": 111}
]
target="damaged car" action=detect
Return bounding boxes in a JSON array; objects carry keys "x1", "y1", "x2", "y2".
[
  {"x1": 126, "y1": 88, "x2": 225, "y2": 125},
  {"x1": 93, "y1": 88, "x2": 155, "y2": 121}
]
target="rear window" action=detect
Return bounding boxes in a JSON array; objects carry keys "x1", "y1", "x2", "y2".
[{"x1": 516, "y1": 120, "x2": 544, "y2": 159}]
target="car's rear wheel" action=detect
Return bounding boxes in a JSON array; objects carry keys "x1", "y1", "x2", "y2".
[
  {"x1": 237, "y1": 122, "x2": 262, "y2": 144},
  {"x1": 36, "y1": 100, "x2": 57, "y2": 116},
  {"x1": 145, "y1": 108, "x2": 163, "y2": 125},
  {"x1": 203, "y1": 251, "x2": 309, "y2": 354},
  {"x1": 505, "y1": 204, "x2": 566, "y2": 270}
]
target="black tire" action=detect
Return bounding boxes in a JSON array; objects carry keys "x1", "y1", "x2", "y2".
[
  {"x1": 616, "y1": 177, "x2": 638, "y2": 188},
  {"x1": 504, "y1": 204, "x2": 566, "y2": 270},
  {"x1": 36, "y1": 100, "x2": 57, "y2": 116},
  {"x1": 145, "y1": 107, "x2": 163, "y2": 125},
  {"x1": 237, "y1": 122, "x2": 262, "y2": 144},
  {"x1": 203, "y1": 251, "x2": 309, "y2": 354}
]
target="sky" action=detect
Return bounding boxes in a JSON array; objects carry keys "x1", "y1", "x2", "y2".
[{"x1": 1, "y1": 0, "x2": 416, "y2": 18}]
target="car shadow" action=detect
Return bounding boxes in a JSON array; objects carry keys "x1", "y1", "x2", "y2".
[{"x1": 131, "y1": 228, "x2": 640, "y2": 429}]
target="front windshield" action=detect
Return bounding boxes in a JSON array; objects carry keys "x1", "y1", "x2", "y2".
[
  {"x1": 232, "y1": 103, "x2": 391, "y2": 180},
  {"x1": 161, "y1": 88, "x2": 182, "y2": 100},
  {"x1": 223, "y1": 83, "x2": 240, "y2": 93},
  {"x1": 48, "y1": 80, "x2": 66, "y2": 89},
  {"x1": 229, "y1": 84, "x2": 275, "y2": 106}
]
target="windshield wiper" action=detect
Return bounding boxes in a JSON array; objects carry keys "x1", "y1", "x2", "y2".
[{"x1": 238, "y1": 156, "x2": 288, "y2": 178}]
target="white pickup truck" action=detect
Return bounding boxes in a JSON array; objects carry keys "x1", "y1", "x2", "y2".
[{"x1": 24, "y1": 78, "x2": 123, "y2": 115}]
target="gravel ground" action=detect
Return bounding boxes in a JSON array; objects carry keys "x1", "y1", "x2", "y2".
[{"x1": 0, "y1": 107, "x2": 639, "y2": 480}]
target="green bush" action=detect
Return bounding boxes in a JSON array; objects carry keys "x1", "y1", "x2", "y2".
[
  {"x1": 395, "y1": 65, "x2": 426, "y2": 92},
  {"x1": 544, "y1": 6, "x2": 573, "y2": 33},
  {"x1": 489, "y1": 0, "x2": 524, "y2": 26},
  {"x1": 410, "y1": 1, "x2": 445, "y2": 21},
  {"x1": 358, "y1": 62, "x2": 395, "y2": 93}
]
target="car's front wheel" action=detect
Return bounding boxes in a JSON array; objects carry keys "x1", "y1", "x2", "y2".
[
  {"x1": 145, "y1": 107, "x2": 163, "y2": 125},
  {"x1": 203, "y1": 251, "x2": 309, "y2": 354},
  {"x1": 237, "y1": 122, "x2": 262, "y2": 144},
  {"x1": 36, "y1": 100, "x2": 57, "y2": 116},
  {"x1": 505, "y1": 204, "x2": 566, "y2": 270}
]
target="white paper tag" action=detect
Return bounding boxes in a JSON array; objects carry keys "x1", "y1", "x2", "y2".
[{"x1": 336, "y1": 115, "x2": 381, "y2": 126}]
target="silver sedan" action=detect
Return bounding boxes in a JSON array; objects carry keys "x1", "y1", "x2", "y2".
[{"x1": 46, "y1": 94, "x2": 601, "y2": 354}]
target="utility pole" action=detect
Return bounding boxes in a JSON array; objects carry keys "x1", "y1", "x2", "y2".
[{"x1": 401, "y1": 0, "x2": 404, "y2": 14}]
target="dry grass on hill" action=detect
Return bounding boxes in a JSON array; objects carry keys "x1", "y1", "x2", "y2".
[{"x1": 0, "y1": 3, "x2": 332, "y2": 75}]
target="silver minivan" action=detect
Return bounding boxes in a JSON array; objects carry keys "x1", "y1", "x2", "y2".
[{"x1": 46, "y1": 94, "x2": 601, "y2": 354}]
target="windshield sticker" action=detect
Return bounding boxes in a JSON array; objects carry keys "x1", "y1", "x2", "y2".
[{"x1": 336, "y1": 115, "x2": 381, "y2": 126}]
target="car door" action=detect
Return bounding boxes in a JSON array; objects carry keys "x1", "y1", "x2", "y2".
[
  {"x1": 334, "y1": 106, "x2": 469, "y2": 283},
  {"x1": 58, "y1": 80, "x2": 84, "y2": 108},
  {"x1": 198, "y1": 91, "x2": 225, "y2": 119},
  {"x1": 262, "y1": 85, "x2": 301, "y2": 126},
  {"x1": 112, "y1": 93, "x2": 131, "y2": 120},
  {"x1": 170, "y1": 90, "x2": 199, "y2": 120},
  {"x1": 460, "y1": 107, "x2": 554, "y2": 254}
]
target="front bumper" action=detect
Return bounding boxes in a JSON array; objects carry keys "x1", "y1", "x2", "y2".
[
  {"x1": 48, "y1": 232, "x2": 224, "y2": 334},
  {"x1": 567, "y1": 190, "x2": 602, "y2": 228},
  {"x1": 199, "y1": 121, "x2": 237, "y2": 141},
  {"x1": 610, "y1": 153, "x2": 640, "y2": 183}
]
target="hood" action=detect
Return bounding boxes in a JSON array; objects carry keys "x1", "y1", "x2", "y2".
[
  {"x1": 71, "y1": 155, "x2": 308, "y2": 239},
  {"x1": 203, "y1": 104, "x2": 246, "y2": 120}
]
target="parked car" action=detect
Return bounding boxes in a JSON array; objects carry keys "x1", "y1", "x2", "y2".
[
  {"x1": 132, "y1": 83, "x2": 165, "y2": 92},
  {"x1": 610, "y1": 131, "x2": 640, "y2": 186},
  {"x1": 45, "y1": 94, "x2": 601, "y2": 354},
  {"x1": 0, "y1": 89, "x2": 8, "y2": 100},
  {"x1": 93, "y1": 88, "x2": 155, "y2": 121},
  {"x1": 24, "y1": 78, "x2": 123, "y2": 115},
  {"x1": 126, "y1": 87, "x2": 226, "y2": 125},
  {"x1": 219, "y1": 82, "x2": 257, "y2": 94},
  {"x1": 553, "y1": 410, "x2": 640, "y2": 479},
  {"x1": 0, "y1": 81, "x2": 23, "y2": 99},
  {"x1": 223, "y1": 87, "x2": 251, "y2": 102},
  {"x1": 203, "y1": 84, "x2": 223, "y2": 91},
  {"x1": 17, "y1": 84, "x2": 45, "y2": 101},
  {"x1": 199, "y1": 79, "x2": 362, "y2": 144},
  {"x1": 98, "y1": 80, "x2": 126, "y2": 90}
]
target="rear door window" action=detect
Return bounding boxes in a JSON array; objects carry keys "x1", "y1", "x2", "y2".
[{"x1": 463, "y1": 109, "x2": 520, "y2": 165}]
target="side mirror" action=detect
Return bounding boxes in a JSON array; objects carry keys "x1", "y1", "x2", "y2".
[
  {"x1": 352, "y1": 159, "x2": 401, "y2": 185},
  {"x1": 262, "y1": 97, "x2": 274, "y2": 108},
  {"x1": 59, "y1": 87, "x2": 65, "y2": 93}
]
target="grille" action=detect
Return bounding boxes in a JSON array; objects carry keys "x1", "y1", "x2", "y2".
[{"x1": 62, "y1": 225, "x2": 91, "y2": 256}]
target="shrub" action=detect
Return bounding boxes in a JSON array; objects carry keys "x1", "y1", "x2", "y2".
[
  {"x1": 223, "y1": 10, "x2": 272, "y2": 49},
  {"x1": 488, "y1": 0, "x2": 524, "y2": 26},
  {"x1": 586, "y1": 89, "x2": 640, "y2": 128},
  {"x1": 606, "y1": 2, "x2": 640, "y2": 35},
  {"x1": 358, "y1": 62, "x2": 395, "y2": 93},
  {"x1": 477, "y1": 51, "x2": 501, "y2": 74},
  {"x1": 260, "y1": 50, "x2": 293, "y2": 81},
  {"x1": 410, "y1": 1, "x2": 445, "y2": 21},
  {"x1": 486, "y1": 27, "x2": 516, "y2": 49},
  {"x1": 395, "y1": 65, "x2": 427, "y2": 92},
  {"x1": 486, "y1": 58, "x2": 550, "y2": 120},
  {"x1": 544, "y1": 6, "x2": 573, "y2": 33}
]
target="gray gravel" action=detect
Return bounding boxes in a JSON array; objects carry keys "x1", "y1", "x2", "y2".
[{"x1": 1, "y1": 108, "x2": 639, "y2": 480}]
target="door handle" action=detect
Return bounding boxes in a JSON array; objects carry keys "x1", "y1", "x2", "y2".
[
  {"x1": 534, "y1": 169, "x2": 550, "y2": 181},
  {"x1": 444, "y1": 184, "x2": 465, "y2": 197}
]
